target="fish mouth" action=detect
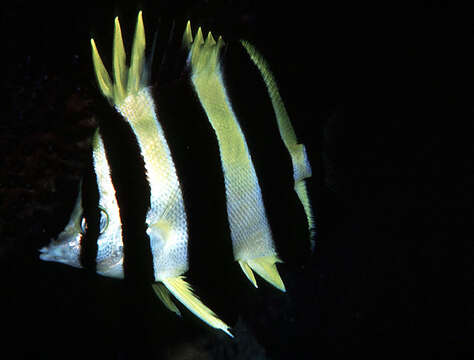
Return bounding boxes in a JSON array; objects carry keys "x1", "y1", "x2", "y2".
[
  {"x1": 38, "y1": 242, "x2": 60, "y2": 261},
  {"x1": 38, "y1": 246, "x2": 53, "y2": 261}
]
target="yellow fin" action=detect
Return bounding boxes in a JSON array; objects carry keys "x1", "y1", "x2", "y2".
[
  {"x1": 183, "y1": 20, "x2": 193, "y2": 49},
  {"x1": 152, "y1": 283, "x2": 181, "y2": 316},
  {"x1": 90, "y1": 39, "x2": 113, "y2": 100},
  {"x1": 295, "y1": 181, "x2": 315, "y2": 240},
  {"x1": 195, "y1": 26, "x2": 204, "y2": 45},
  {"x1": 240, "y1": 40, "x2": 315, "y2": 249},
  {"x1": 128, "y1": 11, "x2": 145, "y2": 94},
  {"x1": 244, "y1": 256, "x2": 286, "y2": 292},
  {"x1": 113, "y1": 17, "x2": 127, "y2": 102},
  {"x1": 90, "y1": 12, "x2": 147, "y2": 106},
  {"x1": 239, "y1": 260, "x2": 258, "y2": 288},
  {"x1": 162, "y1": 276, "x2": 233, "y2": 337},
  {"x1": 205, "y1": 31, "x2": 216, "y2": 46},
  {"x1": 186, "y1": 26, "x2": 224, "y2": 75}
]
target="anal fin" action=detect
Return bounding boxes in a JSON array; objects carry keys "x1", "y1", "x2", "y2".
[
  {"x1": 239, "y1": 260, "x2": 258, "y2": 288},
  {"x1": 161, "y1": 276, "x2": 233, "y2": 337},
  {"x1": 240, "y1": 255, "x2": 286, "y2": 292},
  {"x1": 152, "y1": 282, "x2": 181, "y2": 316}
]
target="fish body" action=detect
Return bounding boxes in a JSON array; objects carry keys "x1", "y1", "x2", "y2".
[{"x1": 40, "y1": 11, "x2": 314, "y2": 338}]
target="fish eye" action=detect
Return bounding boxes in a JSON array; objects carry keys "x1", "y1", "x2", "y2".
[
  {"x1": 80, "y1": 216, "x2": 88, "y2": 234},
  {"x1": 99, "y1": 207, "x2": 109, "y2": 234}
]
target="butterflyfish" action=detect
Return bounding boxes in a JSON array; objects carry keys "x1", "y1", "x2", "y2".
[
  {"x1": 90, "y1": 12, "x2": 231, "y2": 336},
  {"x1": 40, "y1": 11, "x2": 314, "y2": 339},
  {"x1": 183, "y1": 22, "x2": 285, "y2": 292}
]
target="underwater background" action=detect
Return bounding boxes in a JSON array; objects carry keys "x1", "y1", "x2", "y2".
[{"x1": 0, "y1": 1, "x2": 471, "y2": 359}]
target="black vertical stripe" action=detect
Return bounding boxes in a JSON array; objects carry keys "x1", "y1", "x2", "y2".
[
  {"x1": 93, "y1": 102, "x2": 154, "y2": 286},
  {"x1": 221, "y1": 42, "x2": 310, "y2": 262},
  {"x1": 80, "y1": 150, "x2": 99, "y2": 273},
  {"x1": 153, "y1": 69, "x2": 236, "y2": 320}
]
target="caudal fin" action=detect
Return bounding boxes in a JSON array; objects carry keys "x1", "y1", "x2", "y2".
[
  {"x1": 239, "y1": 255, "x2": 286, "y2": 292},
  {"x1": 159, "y1": 276, "x2": 233, "y2": 337}
]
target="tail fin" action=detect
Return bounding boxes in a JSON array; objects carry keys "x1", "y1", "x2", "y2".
[
  {"x1": 239, "y1": 256, "x2": 286, "y2": 292},
  {"x1": 159, "y1": 276, "x2": 233, "y2": 337},
  {"x1": 240, "y1": 40, "x2": 316, "y2": 251}
]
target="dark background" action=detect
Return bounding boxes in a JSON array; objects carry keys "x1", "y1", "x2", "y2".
[{"x1": 0, "y1": 1, "x2": 471, "y2": 359}]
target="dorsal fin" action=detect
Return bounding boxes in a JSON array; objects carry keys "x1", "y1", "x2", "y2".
[
  {"x1": 91, "y1": 11, "x2": 147, "y2": 105},
  {"x1": 183, "y1": 21, "x2": 225, "y2": 75},
  {"x1": 240, "y1": 40, "x2": 316, "y2": 251}
]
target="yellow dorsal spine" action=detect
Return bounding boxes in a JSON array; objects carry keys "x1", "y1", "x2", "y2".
[
  {"x1": 183, "y1": 20, "x2": 193, "y2": 49},
  {"x1": 113, "y1": 17, "x2": 127, "y2": 102},
  {"x1": 90, "y1": 12, "x2": 146, "y2": 106},
  {"x1": 128, "y1": 11, "x2": 146, "y2": 94},
  {"x1": 91, "y1": 39, "x2": 113, "y2": 100}
]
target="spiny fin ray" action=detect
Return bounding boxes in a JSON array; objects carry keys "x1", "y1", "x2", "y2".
[
  {"x1": 162, "y1": 276, "x2": 233, "y2": 337},
  {"x1": 91, "y1": 12, "x2": 147, "y2": 106},
  {"x1": 183, "y1": 22, "x2": 225, "y2": 77},
  {"x1": 243, "y1": 256, "x2": 286, "y2": 292},
  {"x1": 239, "y1": 261, "x2": 258, "y2": 288},
  {"x1": 152, "y1": 283, "x2": 181, "y2": 316},
  {"x1": 90, "y1": 39, "x2": 113, "y2": 100},
  {"x1": 113, "y1": 17, "x2": 127, "y2": 101},
  {"x1": 128, "y1": 11, "x2": 146, "y2": 94},
  {"x1": 183, "y1": 20, "x2": 193, "y2": 49}
]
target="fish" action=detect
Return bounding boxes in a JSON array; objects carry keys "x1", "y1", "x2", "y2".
[{"x1": 40, "y1": 10, "x2": 314, "y2": 338}]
